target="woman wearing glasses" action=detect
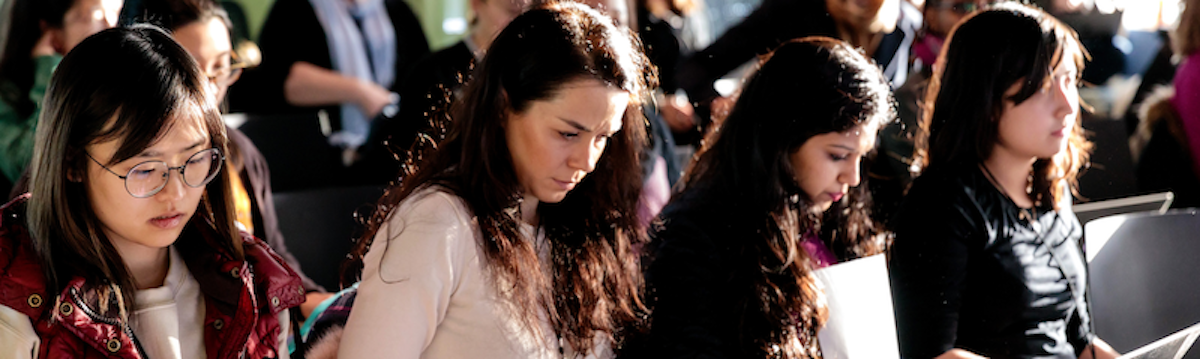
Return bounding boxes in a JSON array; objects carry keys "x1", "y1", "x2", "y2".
[
  {"x1": 139, "y1": 0, "x2": 332, "y2": 316},
  {"x1": 0, "y1": 26, "x2": 302, "y2": 358},
  {"x1": 335, "y1": 2, "x2": 652, "y2": 357}
]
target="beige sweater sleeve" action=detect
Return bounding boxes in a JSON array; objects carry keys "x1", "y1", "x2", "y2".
[{"x1": 337, "y1": 190, "x2": 476, "y2": 359}]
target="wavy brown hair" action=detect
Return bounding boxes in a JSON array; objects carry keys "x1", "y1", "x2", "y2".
[
  {"x1": 667, "y1": 37, "x2": 894, "y2": 357},
  {"x1": 916, "y1": 2, "x2": 1091, "y2": 209},
  {"x1": 343, "y1": 1, "x2": 655, "y2": 354},
  {"x1": 26, "y1": 25, "x2": 240, "y2": 317}
]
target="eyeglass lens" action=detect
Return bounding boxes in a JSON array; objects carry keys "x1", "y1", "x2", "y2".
[{"x1": 125, "y1": 148, "x2": 222, "y2": 197}]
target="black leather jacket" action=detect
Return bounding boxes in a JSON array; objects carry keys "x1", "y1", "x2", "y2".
[{"x1": 889, "y1": 166, "x2": 1092, "y2": 358}]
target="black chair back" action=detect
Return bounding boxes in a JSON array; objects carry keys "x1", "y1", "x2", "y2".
[
  {"x1": 273, "y1": 185, "x2": 384, "y2": 290},
  {"x1": 234, "y1": 113, "x2": 345, "y2": 192},
  {"x1": 1086, "y1": 210, "x2": 1200, "y2": 357},
  {"x1": 1078, "y1": 116, "x2": 1139, "y2": 201}
]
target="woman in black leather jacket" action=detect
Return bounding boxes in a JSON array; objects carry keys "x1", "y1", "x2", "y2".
[{"x1": 888, "y1": 3, "x2": 1118, "y2": 359}]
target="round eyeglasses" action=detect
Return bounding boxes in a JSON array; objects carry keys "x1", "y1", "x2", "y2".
[{"x1": 86, "y1": 148, "x2": 225, "y2": 198}]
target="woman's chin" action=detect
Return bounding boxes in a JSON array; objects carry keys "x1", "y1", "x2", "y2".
[{"x1": 809, "y1": 201, "x2": 834, "y2": 214}]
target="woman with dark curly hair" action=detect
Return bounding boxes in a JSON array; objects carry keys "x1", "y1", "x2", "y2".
[
  {"x1": 336, "y1": 2, "x2": 654, "y2": 358},
  {"x1": 640, "y1": 36, "x2": 895, "y2": 358}
]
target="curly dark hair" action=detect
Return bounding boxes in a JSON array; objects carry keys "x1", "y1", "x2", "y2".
[
  {"x1": 343, "y1": 1, "x2": 656, "y2": 354},
  {"x1": 670, "y1": 36, "x2": 894, "y2": 357}
]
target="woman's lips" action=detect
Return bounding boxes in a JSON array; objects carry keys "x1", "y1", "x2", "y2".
[
  {"x1": 553, "y1": 179, "x2": 577, "y2": 191},
  {"x1": 149, "y1": 213, "x2": 184, "y2": 229},
  {"x1": 829, "y1": 192, "x2": 845, "y2": 202}
]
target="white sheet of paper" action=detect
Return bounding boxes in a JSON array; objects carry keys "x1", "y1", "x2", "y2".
[
  {"x1": 1117, "y1": 322, "x2": 1200, "y2": 359},
  {"x1": 815, "y1": 254, "x2": 900, "y2": 359}
]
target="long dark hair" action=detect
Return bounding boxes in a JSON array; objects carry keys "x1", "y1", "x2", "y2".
[
  {"x1": 671, "y1": 37, "x2": 893, "y2": 357},
  {"x1": 25, "y1": 25, "x2": 240, "y2": 318},
  {"x1": 0, "y1": 0, "x2": 75, "y2": 118},
  {"x1": 917, "y1": 2, "x2": 1090, "y2": 209},
  {"x1": 344, "y1": 1, "x2": 654, "y2": 354}
]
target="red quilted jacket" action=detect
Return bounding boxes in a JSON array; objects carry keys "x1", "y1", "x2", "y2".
[{"x1": 0, "y1": 194, "x2": 306, "y2": 358}]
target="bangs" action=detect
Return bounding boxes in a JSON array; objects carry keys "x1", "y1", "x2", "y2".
[
  {"x1": 99, "y1": 84, "x2": 221, "y2": 165},
  {"x1": 1007, "y1": 18, "x2": 1088, "y2": 105}
]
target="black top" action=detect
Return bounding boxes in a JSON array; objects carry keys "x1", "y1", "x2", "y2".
[
  {"x1": 889, "y1": 166, "x2": 1092, "y2": 358},
  {"x1": 636, "y1": 191, "x2": 849, "y2": 358},
  {"x1": 227, "y1": 0, "x2": 430, "y2": 116}
]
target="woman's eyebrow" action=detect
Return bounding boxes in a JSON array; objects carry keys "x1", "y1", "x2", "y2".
[{"x1": 135, "y1": 139, "x2": 206, "y2": 158}]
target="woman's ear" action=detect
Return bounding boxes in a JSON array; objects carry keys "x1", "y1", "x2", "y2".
[
  {"x1": 65, "y1": 152, "x2": 84, "y2": 183},
  {"x1": 67, "y1": 167, "x2": 83, "y2": 183},
  {"x1": 498, "y1": 89, "x2": 511, "y2": 128}
]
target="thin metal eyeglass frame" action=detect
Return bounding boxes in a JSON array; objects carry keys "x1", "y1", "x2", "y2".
[{"x1": 83, "y1": 148, "x2": 225, "y2": 198}]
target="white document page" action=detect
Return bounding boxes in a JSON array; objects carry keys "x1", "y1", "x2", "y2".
[
  {"x1": 1118, "y1": 322, "x2": 1200, "y2": 359},
  {"x1": 814, "y1": 254, "x2": 900, "y2": 359}
]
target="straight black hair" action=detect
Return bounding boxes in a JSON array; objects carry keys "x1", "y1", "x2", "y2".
[{"x1": 26, "y1": 25, "x2": 239, "y2": 318}]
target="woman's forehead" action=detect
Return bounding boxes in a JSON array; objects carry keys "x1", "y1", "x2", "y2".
[{"x1": 98, "y1": 103, "x2": 212, "y2": 155}]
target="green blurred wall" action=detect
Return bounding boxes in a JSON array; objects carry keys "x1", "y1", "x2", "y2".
[{"x1": 230, "y1": 0, "x2": 466, "y2": 51}]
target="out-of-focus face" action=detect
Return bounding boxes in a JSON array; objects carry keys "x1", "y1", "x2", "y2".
[
  {"x1": 505, "y1": 78, "x2": 628, "y2": 205},
  {"x1": 925, "y1": 0, "x2": 992, "y2": 37},
  {"x1": 174, "y1": 17, "x2": 238, "y2": 104},
  {"x1": 995, "y1": 49, "x2": 1081, "y2": 161},
  {"x1": 826, "y1": 0, "x2": 899, "y2": 34},
  {"x1": 55, "y1": 0, "x2": 122, "y2": 53},
  {"x1": 790, "y1": 122, "x2": 880, "y2": 213},
  {"x1": 472, "y1": 0, "x2": 529, "y2": 45},
  {"x1": 579, "y1": 0, "x2": 631, "y2": 28},
  {"x1": 85, "y1": 112, "x2": 213, "y2": 260}
]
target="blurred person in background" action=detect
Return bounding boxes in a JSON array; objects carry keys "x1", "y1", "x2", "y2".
[
  {"x1": 0, "y1": 0, "x2": 121, "y2": 197},
  {"x1": 1168, "y1": 0, "x2": 1200, "y2": 176},
  {"x1": 1034, "y1": 0, "x2": 1126, "y2": 85},
  {"x1": 139, "y1": 0, "x2": 332, "y2": 317},
  {"x1": 637, "y1": 0, "x2": 708, "y2": 139},
  {"x1": 1128, "y1": 0, "x2": 1200, "y2": 209},
  {"x1": 228, "y1": 0, "x2": 430, "y2": 167},
  {"x1": 353, "y1": 0, "x2": 531, "y2": 185},
  {"x1": 677, "y1": 0, "x2": 920, "y2": 142}
]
